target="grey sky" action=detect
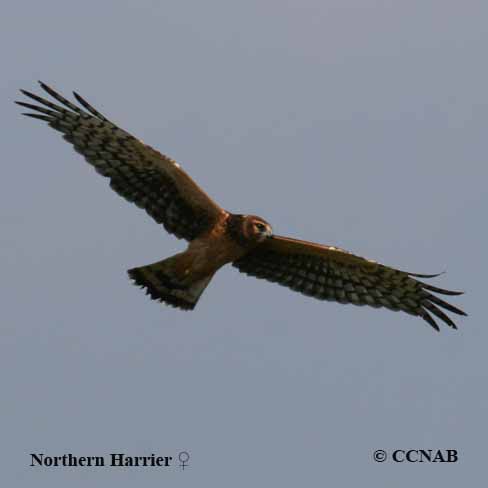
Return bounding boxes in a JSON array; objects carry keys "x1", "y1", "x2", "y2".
[{"x1": 1, "y1": 1, "x2": 485, "y2": 486}]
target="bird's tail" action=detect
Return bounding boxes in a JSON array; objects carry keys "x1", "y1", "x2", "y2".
[{"x1": 128, "y1": 255, "x2": 214, "y2": 310}]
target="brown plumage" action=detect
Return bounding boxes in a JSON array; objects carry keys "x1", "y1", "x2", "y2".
[{"x1": 17, "y1": 82, "x2": 467, "y2": 330}]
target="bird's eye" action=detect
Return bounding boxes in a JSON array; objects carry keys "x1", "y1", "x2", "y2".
[{"x1": 255, "y1": 223, "x2": 266, "y2": 231}]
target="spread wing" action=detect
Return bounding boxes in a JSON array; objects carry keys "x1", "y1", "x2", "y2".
[
  {"x1": 233, "y1": 235, "x2": 466, "y2": 331},
  {"x1": 16, "y1": 81, "x2": 224, "y2": 241}
]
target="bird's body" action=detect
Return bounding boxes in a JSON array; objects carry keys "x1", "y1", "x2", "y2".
[
  {"x1": 17, "y1": 82, "x2": 467, "y2": 330},
  {"x1": 128, "y1": 213, "x2": 270, "y2": 308}
]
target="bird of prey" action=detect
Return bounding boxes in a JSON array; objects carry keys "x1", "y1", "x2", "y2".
[{"x1": 16, "y1": 81, "x2": 466, "y2": 331}]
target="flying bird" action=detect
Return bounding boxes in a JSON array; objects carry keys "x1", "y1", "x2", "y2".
[{"x1": 16, "y1": 82, "x2": 466, "y2": 331}]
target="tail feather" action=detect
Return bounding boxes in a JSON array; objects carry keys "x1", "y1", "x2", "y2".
[{"x1": 128, "y1": 257, "x2": 213, "y2": 310}]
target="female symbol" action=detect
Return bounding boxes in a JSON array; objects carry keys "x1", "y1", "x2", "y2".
[{"x1": 178, "y1": 451, "x2": 190, "y2": 470}]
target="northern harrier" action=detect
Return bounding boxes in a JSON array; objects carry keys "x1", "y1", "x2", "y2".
[{"x1": 17, "y1": 82, "x2": 466, "y2": 331}]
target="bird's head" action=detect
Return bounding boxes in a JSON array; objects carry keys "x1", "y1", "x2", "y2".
[{"x1": 241, "y1": 215, "x2": 273, "y2": 243}]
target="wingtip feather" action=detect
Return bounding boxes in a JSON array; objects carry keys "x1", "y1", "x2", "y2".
[
  {"x1": 21, "y1": 112, "x2": 52, "y2": 121},
  {"x1": 421, "y1": 310, "x2": 441, "y2": 331},
  {"x1": 409, "y1": 271, "x2": 445, "y2": 278}
]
